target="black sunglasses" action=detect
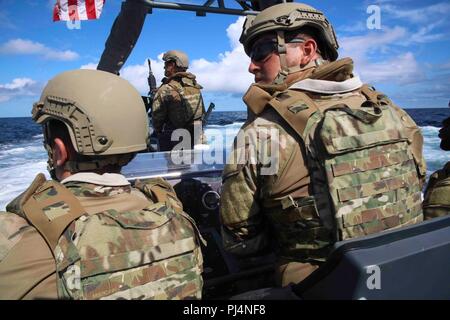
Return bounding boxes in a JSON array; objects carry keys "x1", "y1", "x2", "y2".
[
  {"x1": 250, "y1": 40, "x2": 278, "y2": 62},
  {"x1": 250, "y1": 38, "x2": 306, "y2": 62}
]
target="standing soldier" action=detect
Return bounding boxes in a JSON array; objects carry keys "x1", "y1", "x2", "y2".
[
  {"x1": 152, "y1": 50, "x2": 206, "y2": 151},
  {"x1": 0, "y1": 69, "x2": 204, "y2": 299},
  {"x1": 219, "y1": 3, "x2": 426, "y2": 287},
  {"x1": 423, "y1": 112, "x2": 450, "y2": 218}
]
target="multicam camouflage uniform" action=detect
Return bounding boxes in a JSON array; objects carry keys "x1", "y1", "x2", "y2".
[
  {"x1": 152, "y1": 72, "x2": 205, "y2": 151},
  {"x1": 423, "y1": 162, "x2": 450, "y2": 219},
  {"x1": 0, "y1": 172, "x2": 204, "y2": 300},
  {"x1": 220, "y1": 58, "x2": 427, "y2": 286}
]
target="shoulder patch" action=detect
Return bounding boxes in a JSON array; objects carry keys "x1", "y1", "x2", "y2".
[{"x1": 288, "y1": 102, "x2": 309, "y2": 114}]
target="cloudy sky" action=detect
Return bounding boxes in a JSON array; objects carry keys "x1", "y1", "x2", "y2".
[{"x1": 0, "y1": 0, "x2": 449, "y2": 117}]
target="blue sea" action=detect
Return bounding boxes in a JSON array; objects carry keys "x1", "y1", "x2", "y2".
[{"x1": 0, "y1": 108, "x2": 449, "y2": 210}]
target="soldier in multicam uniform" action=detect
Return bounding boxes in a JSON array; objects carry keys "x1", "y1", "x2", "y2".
[
  {"x1": 219, "y1": 3, "x2": 427, "y2": 287},
  {"x1": 423, "y1": 112, "x2": 450, "y2": 218},
  {"x1": 0, "y1": 69, "x2": 204, "y2": 299},
  {"x1": 152, "y1": 50, "x2": 206, "y2": 151}
]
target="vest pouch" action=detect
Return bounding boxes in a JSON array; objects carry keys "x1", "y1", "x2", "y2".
[
  {"x1": 320, "y1": 105, "x2": 409, "y2": 155},
  {"x1": 56, "y1": 204, "x2": 202, "y2": 300},
  {"x1": 317, "y1": 105, "x2": 423, "y2": 241},
  {"x1": 274, "y1": 196, "x2": 332, "y2": 258}
]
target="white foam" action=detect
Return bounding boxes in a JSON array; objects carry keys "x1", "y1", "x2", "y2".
[
  {"x1": 205, "y1": 122, "x2": 245, "y2": 130},
  {"x1": 0, "y1": 161, "x2": 49, "y2": 210},
  {"x1": 420, "y1": 126, "x2": 440, "y2": 133},
  {"x1": 419, "y1": 126, "x2": 450, "y2": 176},
  {"x1": 0, "y1": 145, "x2": 43, "y2": 156}
]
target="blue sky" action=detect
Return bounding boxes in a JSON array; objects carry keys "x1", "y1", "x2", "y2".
[{"x1": 0, "y1": 0, "x2": 449, "y2": 117}]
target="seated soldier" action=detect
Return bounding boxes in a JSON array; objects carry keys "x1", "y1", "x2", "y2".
[
  {"x1": 0, "y1": 69, "x2": 204, "y2": 300},
  {"x1": 423, "y1": 113, "x2": 450, "y2": 218},
  {"x1": 220, "y1": 2, "x2": 426, "y2": 287}
]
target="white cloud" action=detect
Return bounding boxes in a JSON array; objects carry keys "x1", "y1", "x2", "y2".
[
  {"x1": 227, "y1": 16, "x2": 245, "y2": 49},
  {"x1": 191, "y1": 16, "x2": 252, "y2": 93},
  {"x1": 381, "y1": 3, "x2": 450, "y2": 45},
  {"x1": 120, "y1": 59, "x2": 165, "y2": 94},
  {"x1": 1, "y1": 78, "x2": 35, "y2": 90},
  {"x1": 80, "y1": 62, "x2": 98, "y2": 70},
  {"x1": 0, "y1": 78, "x2": 41, "y2": 103},
  {"x1": 191, "y1": 47, "x2": 252, "y2": 92},
  {"x1": 0, "y1": 38, "x2": 79, "y2": 61},
  {"x1": 339, "y1": 26, "x2": 407, "y2": 61},
  {"x1": 339, "y1": 27, "x2": 424, "y2": 84},
  {"x1": 79, "y1": 59, "x2": 164, "y2": 94},
  {"x1": 359, "y1": 52, "x2": 424, "y2": 84},
  {"x1": 337, "y1": 21, "x2": 367, "y2": 34},
  {"x1": 383, "y1": 2, "x2": 450, "y2": 23},
  {"x1": 0, "y1": 39, "x2": 46, "y2": 54},
  {"x1": 406, "y1": 20, "x2": 447, "y2": 44},
  {"x1": 44, "y1": 50, "x2": 79, "y2": 61}
]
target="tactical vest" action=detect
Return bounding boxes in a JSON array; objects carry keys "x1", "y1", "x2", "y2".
[
  {"x1": 246, "y1": 83, "x2": 424, "y2": 260},
  {"x1": 423, "y1": 162, "x2": 450, "y2": 219},
  {"x1": 7, "y1": 174, "x2": 204, "y2": 300},
  {"x1": 165, "y1": 74, "x2": 204, "y2": 129}
]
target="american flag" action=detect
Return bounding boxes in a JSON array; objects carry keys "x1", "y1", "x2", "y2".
[{"x1": 53, "y1": 0, "x2": 106, "y2": 21}]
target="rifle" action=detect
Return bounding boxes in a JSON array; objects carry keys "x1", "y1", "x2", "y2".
[
  {"x1": 202, "y1": 102, "x2": 215, "y2": 128},
  {"x1": 143, "y1": 58, "x2": 158, "y2": 114}
]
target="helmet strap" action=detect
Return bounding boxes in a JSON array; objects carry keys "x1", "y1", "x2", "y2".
[
  {"x1": 273, "y1": 31, "x2": 289, "y2": 85},
  {"x1": 273, "y1": 31, "x2": 327, "y2": 85}
]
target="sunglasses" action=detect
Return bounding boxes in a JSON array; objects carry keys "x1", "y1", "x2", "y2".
[
  {"x1": 249, "y1": 38, "x2": 306, "y2": 63},
  {"x1": 250, "y1": 40, "x2": 277, "y2": 62}
]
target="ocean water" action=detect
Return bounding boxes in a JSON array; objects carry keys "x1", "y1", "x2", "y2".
[{"x1": 0, "y1": 108, "x2": 449, "y2": 210}]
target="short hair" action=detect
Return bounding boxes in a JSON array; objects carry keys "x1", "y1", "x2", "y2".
[
  {"x1": 46, "y1": 120, "x2": 75, "y2": 154},
  {"x1": 285, "y1": 26, "x2": 324, "y2": 57}
]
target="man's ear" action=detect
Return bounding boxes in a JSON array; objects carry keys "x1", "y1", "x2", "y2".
[
  {"x1": 300, "y1": 39, "x2": 318, "y2": 65},
  {"x1": 53, "y1": 137, "x2": 68, "y2": 167}
]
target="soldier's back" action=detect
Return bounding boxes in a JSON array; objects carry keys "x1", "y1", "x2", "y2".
[{"x1": 0, "y1": 173, "x2": 204, "y2": 300}]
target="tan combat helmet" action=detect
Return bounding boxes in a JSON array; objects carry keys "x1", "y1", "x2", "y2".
[
  {"x1": 32, "y1": 69, "x2": 149, "y2": 175},
  {"x1": 162, "y1": 50, "x2": 189, "y2": 69},
  {"x1": 240, "y1": 2, "x2": 339, "y2": 84}
]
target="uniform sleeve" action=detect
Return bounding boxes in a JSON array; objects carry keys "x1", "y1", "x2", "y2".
[
  {"x1": 151, "y1": 86, "x2": 169, "y2": 133},
  {"x1": 220, "y1": 112, "x2": 310, "y2": 258},
  {"x1": 0, "y1": 212, "x2": 57, "y2": 299},
  {"x1": 219, "y1": 122, "x2": 274, "y2": 257}
]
